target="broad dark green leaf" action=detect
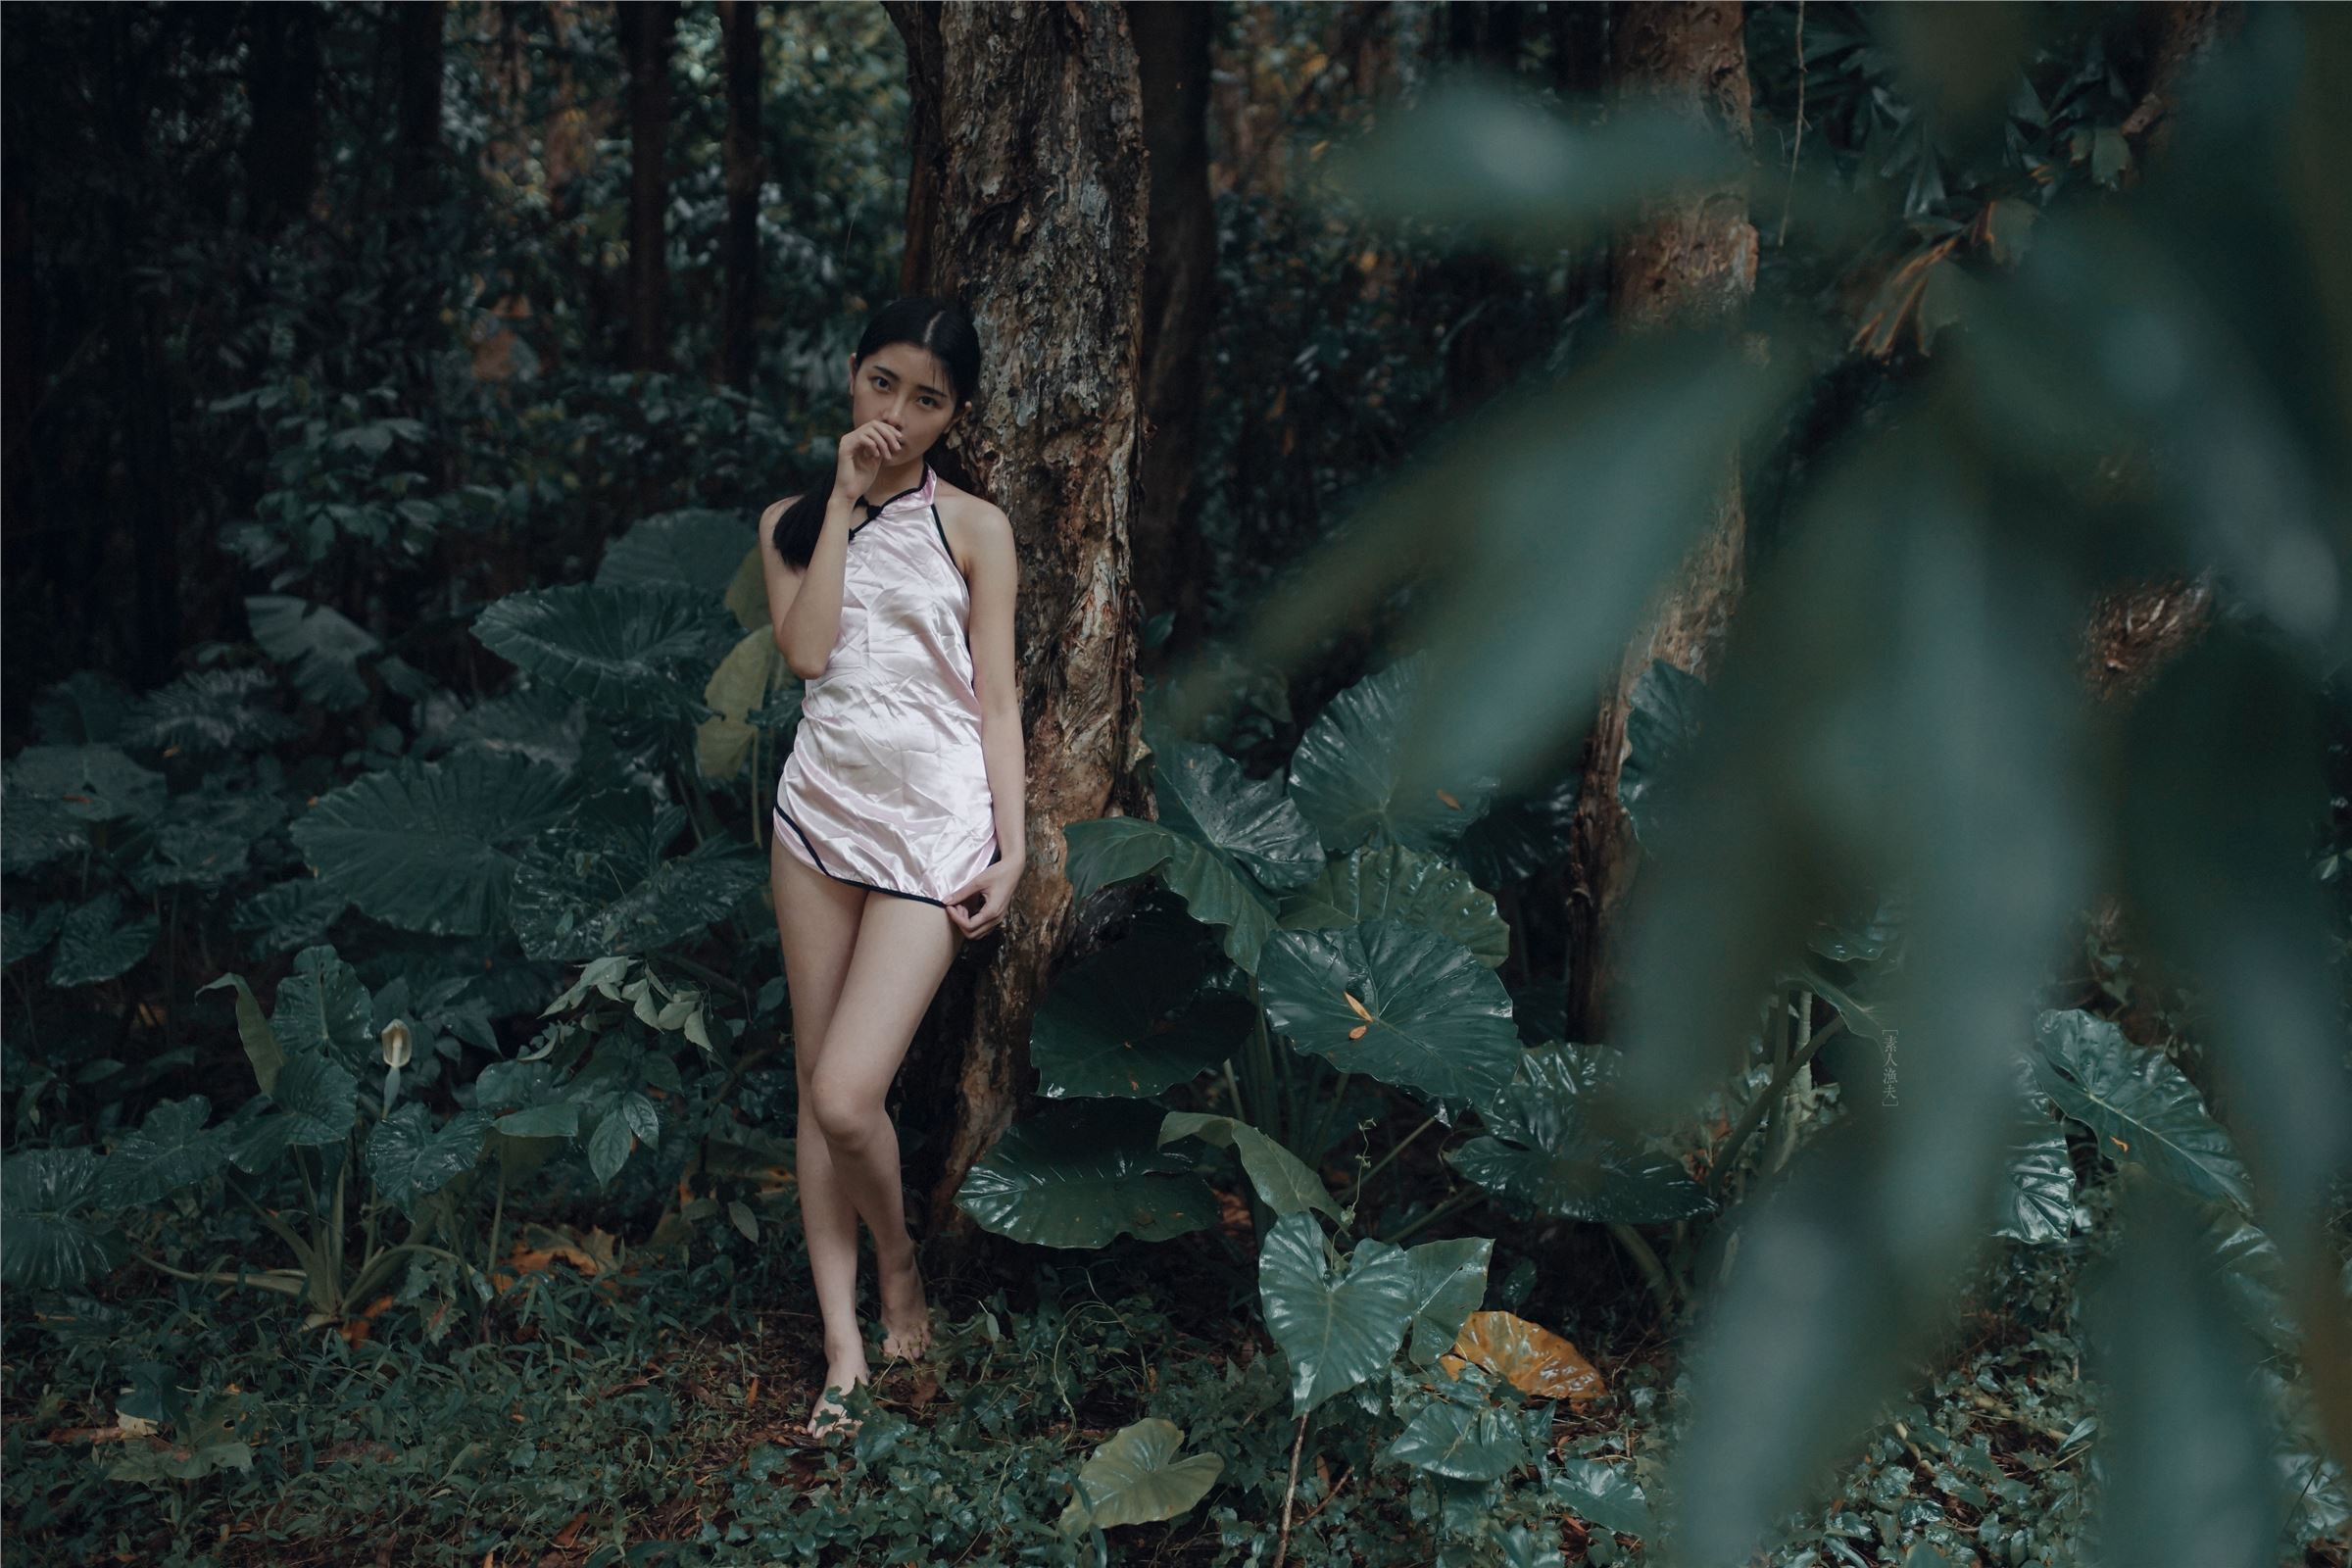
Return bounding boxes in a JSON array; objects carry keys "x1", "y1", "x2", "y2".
[
  {"x1": 272, "y1": 945, "x2": 374, "y2": 1070},
  {"x1": 1276, "y1": 843, "x2": 1510, "y2": 970},
  {"x1": 48, "y1": 891, "x2": 158, "y2": 988},
  {"x1": 509, "y1": 790, "x2": 767, "y2": 960},
  {"x1": 1060, "y1": 1418, "x2": 1225, "y2": 1532},
  {"x1": 1349, "y1": 1234, "x2": 1494, "y2": 1366},
  {"x1": 246, "y1": 594, "x2": 380, "y2": 710},
  {"x1": 1158, "y1": 1112, "x2": 1339, "y2": 1221},
  {"x1": 1618, "y1": 657, "x2": 1707, "y2": 851},
  {"x1": 1257, "y1": 1210, "x2": 1419, "y2": 1414},
  {"x1": 597, "y1": 508, "x2": 757, "y2": 598},
  {"x1": 471, "y1": 581, "x2": 735, "y2": 721},
  {"x1": 1257, "y1": 918, "x2": 1520, "y2": 1122},
  {"x1": 1383, "y1": 1361, "x2": 1544, "y2": 1483},
  {"x1": 290, "y1": 749, "x2": 578, "y2": 938},
  {"x1": 956, "y1": 1099, "x2": 1215, "y2": 1249},
  {"x1": 1286, "y1": 653, "x2": 1498, "y2": 856},
  {"x1": 366, "y1": 1103, "x2": 493, "y2": 1219},
  {"x1": 231, "y1": 1054, "x2": 359, "y2": 1172},
  {"x1": 99, "y1": 1097, "x2": 229, "y2": 1206},
  {"x1": 2031, "y1": 1008, "x2": 2253, "y2": 1212},
  {"x1": 1033, "y1": 922, "x2": 1247, "y2": 1100},
  {"x1": 0, "y1": 1148, "x2": 124, "y2": 1290},
  {"x1": 1447, "y1": 1044, "x2": 1713, "y2": 1225}
]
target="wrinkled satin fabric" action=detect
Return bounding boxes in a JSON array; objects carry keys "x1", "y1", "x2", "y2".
[{"x1": 773, "y1": 464, "x2": 1001, "y2": 907}]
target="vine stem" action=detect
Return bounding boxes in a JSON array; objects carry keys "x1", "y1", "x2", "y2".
[
  {"x1": 1706, "y1": 1003, "x2": 1844, "y2": 1203},
  {"x1": 1608, "y1": 1222, "x2": 1676, "y2": 1321},
  {"x1": 1345, "y1": 1114, "x2": 1438, "y2": 1207},
  {"x1": 1274, "y1": 1407, "x2": 1310, "y2": 1568}
]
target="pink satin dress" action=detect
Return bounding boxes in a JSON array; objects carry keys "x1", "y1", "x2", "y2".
[{"x1": 772, "y1": 463, "x2": 1002, "y2": 908}]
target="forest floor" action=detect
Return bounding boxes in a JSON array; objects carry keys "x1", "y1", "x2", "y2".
[{"x1": 5, "y1": 1167, "x2": 2345, "y2": 1568}]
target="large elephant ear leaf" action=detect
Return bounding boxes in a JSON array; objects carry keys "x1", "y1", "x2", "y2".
[
  {"x1": 1381, "y1": 1361, "x2": 1546, "y2": 1483},
  {"x1": 1286, "y1": 653, "x2": 1499, "y2": 856},
  {"x1": 1618, "y1": 657, "x2": 1706, "y2": 850},
  {"x1": 98, "y1": 1097, "x2": 229, "y2": 1207},
  {"x1": 1257, "y1": 918, "x2": 1520, "y2": 1122},
  {"x1": 366, "y1": 1103, "x2": 494, "y2": 1221},
  {"x1": 509, "y1": 790, "x2": 767, "y2": 960},
  {"x1": 471, "y1": 582, "x2": 736, "y2": 721},
  {"x1": 1034, "y1": 923, "x2": 1250, "y2": 1100},
  {"x1": 48, "y1": 891, "x2": 159, "y2": 989},
  {"x1": 271, "y1": 945, "x2": 374, "y2": 1070},
  {"x1": 1057, "y1": 1418, "x2": 1225, "y2": 1534},
  {"x1": 1157, "y1": 740, "x2": 1326, "y2": 893},
  {"x1": 1157, "y1": 1112, "x2": 1340, "y2": 1220},
  {"x1": 246, "y1": 595, "x2": 382, "y2": 710},
  {"x1": 596, "y1": 509, "x2": 755, "y2": 599},
  {"x1": 1276, "y1": 843, "x2": 1510, "y2": 970},
  {"x1": 1353, "y1": 1234, "x2": 1494, "y2": 1365},
  {"x1": 5, "y1": 744, "x2": 168, "y2": 860},
  {"x1": 2030, "y1": 1008, "x2": 2253, "y2": 1211},
  {"x1": 1446, "y1": 1043, "x2": 1714, "y2": 1224},
  {"x1": 1060, "y1": 739, "x2": 1324, "y2": 973},
  {"x1": 697, "y1": 626, "x2": 785, "y2": 782},
  {"x1": 1, "y1": 1148, "x2": 125, "y2": 1290},
  {"x1": 956, "y1": 1099, "x2": 1216, "y2": 1249},
  {"x1": 290, "y1": 749, "x2": 579, "y2": 938},
  {"x1": 1257, "y1": 1210, "x2": 1419, "y2": 1414},
  {"x1": 1451, "y1": 763, "x2": 1581, "y2": 890},
  {"x1": 230, "y1": 1054, "x2": 359, "y2": 1174}
]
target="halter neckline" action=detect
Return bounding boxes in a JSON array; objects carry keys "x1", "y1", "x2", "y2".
[{"x1": 852, "y1": 462, "x2": 935, "y2": 525}]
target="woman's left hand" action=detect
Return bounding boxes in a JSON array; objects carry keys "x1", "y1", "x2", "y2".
[{"x1": 946, "y1": 859, "x2": 1023, "y2": 940}]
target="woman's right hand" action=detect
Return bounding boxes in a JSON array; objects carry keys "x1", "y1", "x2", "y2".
[{"x1": 832, "y1": 419, "x2": 906, "y2": 506}]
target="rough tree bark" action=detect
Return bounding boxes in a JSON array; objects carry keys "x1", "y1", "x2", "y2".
[
  {"x1": 881, "y1": 1, "x2": 1154, "y2": 1268},
  {"x1": 718, "y1": 0, "x2": 763, "y2": 390},
  {"x1": 1562, "y1": 0, "x2": 1758, "y2": 1046},
  {"x1": 622, "y1": 1, "x2": 679, "y2": 374},
  {"x1": 1130, "y1": 0, "x2": 1216, "y2": 666}
]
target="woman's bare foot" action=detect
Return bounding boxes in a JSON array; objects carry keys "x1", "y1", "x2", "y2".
[
  {"x1": 877, "y1": 1247, "x2": 932, "y2": 1361},
  {"x1": 808, "y1": 1349, "x2": 869, "y2": 1440}
]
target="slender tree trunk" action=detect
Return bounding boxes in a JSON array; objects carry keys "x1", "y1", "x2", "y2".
[
  {"x1": 623, "y1": 0, "x2": 680, "y2": 374},
  {"x1": 1131, "y1": 0, "x2": 1216, "y2": 667},
  {"x1": 719, "y1": 0, "x2": 763, "y2": 389},
  {"x1": 393, "y1": 0, "x2": 444, "y2": 218},
  {"x1": 243, "y1": 1, "x2": 322, "y2": 236},
  {"x1": 882, "y1": 0, "x2": 1152, "y2": 1266},
  {"x1": 1563, "y1": 0, "x2": 1757, "y2": 1046}
]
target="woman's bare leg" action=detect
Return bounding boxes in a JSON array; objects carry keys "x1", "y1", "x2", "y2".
[
  {"x1": 769, "y1": 833, "x2": 869, "y2": 1434},
  {"x1": 805, "y1": 891, "x2": 966, "y2": 1362}
]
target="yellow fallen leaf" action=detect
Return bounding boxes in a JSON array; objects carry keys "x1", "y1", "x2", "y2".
[{"x1": 1450, "y1": 1310, "x2": 1607, "y2": 1405}]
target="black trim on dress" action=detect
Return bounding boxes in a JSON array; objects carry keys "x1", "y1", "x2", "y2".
[
  {"x1": 773, "y1": 801, "x2": 1003, "y2": 908},
  {"x1": 846, "y1": 462, "x2": 934, "y2": 542}
]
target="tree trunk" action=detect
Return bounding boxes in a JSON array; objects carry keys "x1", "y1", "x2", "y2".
[
  {"x1": 882, "y1": 0, "x2": 1153, "y2": 1268},
  {"x1": 243, "y1": 0, "x2": 322, "y2": 236},
  {"x1": 393, "y1": 0, "x2": 444, "y2": 219},
  {"x1": 2120, "y1": 0, "x2": 2242, "y2": 164},
  {"x1": 1131, "y1": 0, "x2": 1216, "y2": 667},
  {"x1": 719, "y1": 0, "x2": 763, "y2": 390},
  {"x1": 623, "y1": 0, "x2": 680, "y2": 374},
  {"x1": 1562, "y1": 0, "x2": 1757, "y2": 1046}
]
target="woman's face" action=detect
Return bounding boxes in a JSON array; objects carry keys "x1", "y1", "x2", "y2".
[{"x1": 848, "y1": 342, "x2": 960, "y2": 461}]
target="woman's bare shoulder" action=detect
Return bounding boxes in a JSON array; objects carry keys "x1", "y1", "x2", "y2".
[{"x1": 760, "y1": 494, "x2": 800, "y2": 527}]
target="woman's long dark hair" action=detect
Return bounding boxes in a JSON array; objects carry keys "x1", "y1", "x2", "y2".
[{"x1": 769, "y1": 297, "x2": 985, "y2": 568}]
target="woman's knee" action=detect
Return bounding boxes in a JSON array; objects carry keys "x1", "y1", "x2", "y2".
[{"x1": 806, "y1": 1071, "x2": 883, "y2": 1150}]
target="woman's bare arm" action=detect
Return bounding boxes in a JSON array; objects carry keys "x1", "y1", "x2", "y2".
[{"x1": 959, "y1": 498, "x2": 1027, "y2": 867}]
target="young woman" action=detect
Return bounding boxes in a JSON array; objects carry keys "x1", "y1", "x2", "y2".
[{"x1": 757, "y1": 298, "x2": 1025, "y2": 1439}]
